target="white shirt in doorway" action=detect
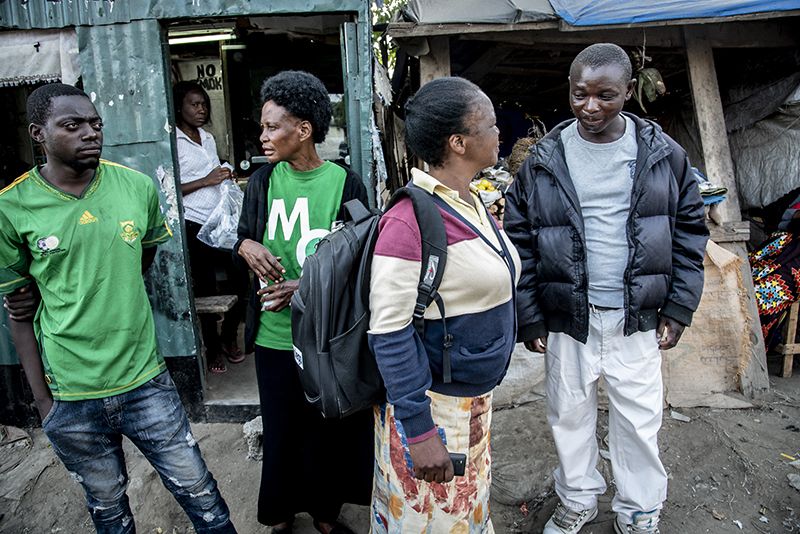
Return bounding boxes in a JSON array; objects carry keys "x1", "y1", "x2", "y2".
[{"x1": 177, "y1": 126, "x2": 226, "y2": 225}]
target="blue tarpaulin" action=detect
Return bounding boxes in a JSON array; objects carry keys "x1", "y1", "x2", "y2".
[{"x1": 549, "y1": 0, "x2": 800, "y2": 26}]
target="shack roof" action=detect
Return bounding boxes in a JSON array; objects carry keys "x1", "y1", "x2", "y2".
[{"x1": 398, "y1": 0, "x2": 800, "y2": 28}]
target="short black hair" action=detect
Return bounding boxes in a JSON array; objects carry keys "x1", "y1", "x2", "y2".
[
  {"x1": 173, "y1": 81, "x2": 212, "y2": 123},
  {"x1": 27, "y1": 83, "x2": 90, "y2": 126},
  {"x1": 569, "y1": 43, "x2": 633, "y2": 83},
  {"x1": 404, "y1": 77, "x2": 484, "y2": 168},
  {"x1": 260, "y1": 71, "x2": 331, "y2": 144}
]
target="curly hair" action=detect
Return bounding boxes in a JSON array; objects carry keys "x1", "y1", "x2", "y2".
[
  {"x1": 404, "y1": 77, "x2": 484, "y2": 168},
  {"x1": 27, "y1": 83, "x2": 90, "y2": 126},
  {"x1": 569, "y1": 43, "x2": 632, "y2": 83},
  {"x1": 173, "y1": 81, "x2": 212, "y2": 124},
  {"x1": 260, "y1": 70, "x2": 331, "y2": 144}
]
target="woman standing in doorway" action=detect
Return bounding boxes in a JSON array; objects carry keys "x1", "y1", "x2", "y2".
[
  {"x1": 234, "y1": 71, "x2": 373, "y2": 534},
  {"x1": 174, "y1": 81, "x2": 247, "y2": 375}
]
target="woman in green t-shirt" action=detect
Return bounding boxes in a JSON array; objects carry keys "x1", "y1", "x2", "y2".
[{"x1": 234, "y1": 71, "x2": 372, "y2": 534}]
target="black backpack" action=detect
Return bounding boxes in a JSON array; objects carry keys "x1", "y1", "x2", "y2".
[{"x1": 291, "y1": 186, "x2": 450, "y2": 418}]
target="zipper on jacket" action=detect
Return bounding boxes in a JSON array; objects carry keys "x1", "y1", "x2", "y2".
[{"x1": 622, "y1": 133, "x2": 671, "y2": 333}]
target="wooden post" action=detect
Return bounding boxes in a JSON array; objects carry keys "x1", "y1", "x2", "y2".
[
  {"x1": 684, "y1": 26, "x2": 741, "y2": 224},
  {"x1": 777, "y1": 302, "x2": 799, "y2": 378},
  {"x1": 684, "y1": 26, "x2": 769, "y2": 396},
  {"x1": 419, "y1": 36, "x2": 450, "y2": 85}
]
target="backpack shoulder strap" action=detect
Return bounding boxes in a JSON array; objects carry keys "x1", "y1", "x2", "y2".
[
  {"x1": 342, "y1": 199, "x2": 372, "y2": 224},
  {"x1": 385, "y1": 185, "x2": 453, "y2": 382}
]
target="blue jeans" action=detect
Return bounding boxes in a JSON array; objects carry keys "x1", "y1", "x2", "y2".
[{"x1": 42, "y1": 371, "x2": 236, "y2": 534}]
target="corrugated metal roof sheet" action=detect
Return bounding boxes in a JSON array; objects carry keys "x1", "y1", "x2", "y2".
[{"x1": 0, "y1": 0, "x2": 365, "y2": 30}]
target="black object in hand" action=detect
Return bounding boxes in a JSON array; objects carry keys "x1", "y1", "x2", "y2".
[{"x1": 449, "y1": 452, "x2": 466, "y2": 477}]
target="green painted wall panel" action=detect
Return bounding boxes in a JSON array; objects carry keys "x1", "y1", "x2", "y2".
[{"x1": 78, "y1": 20, "x2": 198, "y2": 357}]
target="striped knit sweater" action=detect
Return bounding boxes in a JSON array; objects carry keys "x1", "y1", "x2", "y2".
[{"x1": 368, "y1": 169, "x2": 521, "y2": 442}]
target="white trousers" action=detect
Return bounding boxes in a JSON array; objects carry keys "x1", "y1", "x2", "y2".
[{"x1": 545, "y1": 307, "x2": 667, "y2": 524}]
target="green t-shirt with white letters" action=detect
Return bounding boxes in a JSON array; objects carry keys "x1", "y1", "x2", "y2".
[{"x1": 256, "y1": 160, "x2": 346, "y2": 350}]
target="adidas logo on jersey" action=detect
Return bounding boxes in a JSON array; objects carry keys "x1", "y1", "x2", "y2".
[{"x1": 79, "y1": 211, "x2": 98, "y2": 225}]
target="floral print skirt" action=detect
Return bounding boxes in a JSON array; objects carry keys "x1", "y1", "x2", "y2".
[{"x1": 370, "y1": 390, "x2": 494, "y2": 534}]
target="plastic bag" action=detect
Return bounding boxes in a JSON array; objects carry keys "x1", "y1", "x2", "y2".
[{"x1": 197, "y1": 180, "x2": 244, "y2": 250}]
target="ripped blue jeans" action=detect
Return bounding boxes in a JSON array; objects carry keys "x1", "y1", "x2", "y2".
[{"x1": 42, "y1": 371, "x2": 236, "y2": 534}]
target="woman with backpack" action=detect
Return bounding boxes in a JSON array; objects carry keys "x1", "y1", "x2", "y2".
[
  {"x1": 368, "y1": 77, "x2": 521, "y2": 532},
  {"x1": 233, "y1": 70, "x2": 373, "y2": 534}
]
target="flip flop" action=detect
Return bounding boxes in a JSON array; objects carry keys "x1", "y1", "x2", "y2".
[
  {"x1": 208, "y1": 356, "x2": 228, "y2": 374},
  {"x1": 222, "y1": 344, "x2": 246, "y2": 364}
]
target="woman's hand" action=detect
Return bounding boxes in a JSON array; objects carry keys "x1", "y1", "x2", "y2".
[
  {"x1": 181, "y1": 166, "x2": 233, "y2": 196},
  {"x1": 408, "y1": 432, "x2": 454, "y2": 483},
  {"x1": 258, "y1": 280, "x2": 299, "y2": 312},
  {"x1": 238, "y1": 239, "x2": 285, "y2": 283},
  {"x1": 204, "y1": 166, "x2": 232, "y2": 186}
]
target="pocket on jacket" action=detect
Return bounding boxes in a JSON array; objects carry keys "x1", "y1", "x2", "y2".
[{"x1": 450, "y1": 335, "x2": 510, "y2": 383}]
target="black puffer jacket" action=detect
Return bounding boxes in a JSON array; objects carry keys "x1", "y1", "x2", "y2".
[
  {"x1": 505, "y1": 113, "x2": 709, "y2": 344},
  {"x1": 233, "y1": 162, "x2": 368, "y2": 353}
]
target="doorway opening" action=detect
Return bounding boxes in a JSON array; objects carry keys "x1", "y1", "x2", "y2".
[{"x1": 166, "y1": 14, "x2": 355, "y2": 410}]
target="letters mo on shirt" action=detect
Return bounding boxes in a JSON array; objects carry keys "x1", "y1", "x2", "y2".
[{"x1": 267, "y1": 197, "x2": 331, "y2": 266}]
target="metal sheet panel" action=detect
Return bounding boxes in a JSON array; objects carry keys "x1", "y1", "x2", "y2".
[
  {"x1": 78, "y1": 19, "x2": 197, "y2": 357},
  {"x1": 0, "y1": 0, "x2": 365, "y2": 30}
]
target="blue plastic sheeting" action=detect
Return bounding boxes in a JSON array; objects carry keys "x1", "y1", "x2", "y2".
[{"x1": 549, "y1": 0, "x2": 800, "y2": 26}]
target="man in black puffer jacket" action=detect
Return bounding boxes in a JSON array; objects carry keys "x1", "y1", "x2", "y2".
[{"x1": 505, "y1": 44, "x2": 708, "y2": 534}]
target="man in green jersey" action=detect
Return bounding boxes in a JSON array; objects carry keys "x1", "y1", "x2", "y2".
[{"x1": 0, "y1": 84, "x2": 236, "y2": 533}]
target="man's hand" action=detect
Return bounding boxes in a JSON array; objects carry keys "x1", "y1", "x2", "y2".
[
  {"x1": 238, "y1": 239, "x2": 285, "y2": 283},
  {"x1": 408, "y1": 432, "x2": 454, "y2": 483},
  {"x1": 35, "y1": 396, "x2": 54, "y2": 422},
  {"x1": 524, "y1": 336, "x2": 547, "y2": 353},
  {"x1": 657, "y1": 316, "x2": 685, "y2": 350},
  {"x1": 3, "y1": 285, "x2": 39, "y2": 321},
  {"x1": 258, "y1": 279, "x2": 299, "y2": 312}
]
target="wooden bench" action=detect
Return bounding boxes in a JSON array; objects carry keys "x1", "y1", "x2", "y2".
[
  {"x1": 776, "y1": 301, "x2": 799, "y2": 378},
  {"x1": 194, "y1": 295, "x2": 238, "y2": 315}
]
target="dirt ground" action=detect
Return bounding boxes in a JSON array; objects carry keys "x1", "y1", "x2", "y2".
[{"x1": 1, "y1": 358, "x2": 799, "y2": 534}]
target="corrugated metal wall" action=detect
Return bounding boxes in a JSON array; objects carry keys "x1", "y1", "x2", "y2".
[
  {"x1": 77, "y1": 19, "x2": 198, "y2": 357},
  {"x1": 0, "y1": 0, "x2": 363, "y2": 29}
]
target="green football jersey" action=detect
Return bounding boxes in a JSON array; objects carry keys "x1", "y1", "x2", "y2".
[
  {"x1": 255, "y1": 161, "x2": 346, "y2": 350},
  {"x1": 0, "y1": 160, "x2": 172, "y2": 400}
]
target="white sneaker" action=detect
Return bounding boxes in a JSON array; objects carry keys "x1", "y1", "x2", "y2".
[
  {"x1": 543, "y1": 501, "x2": 598, "y2": 533},
  {"x1": 613, "y1": 510, "x2": 660, "y2": 534}
]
